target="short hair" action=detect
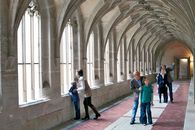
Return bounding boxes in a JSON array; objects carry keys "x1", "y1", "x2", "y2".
[
  {"x1": 133, "y1": 71, "x2": 140, "y2": 76},
  {"x1": 144, "y1": 76, "x2": 149, "y2": 81},
  {"x1": 71, "y1": 81, "x2": 77, "y2": 86},
  {"x1": 78, "y1": 69, "x2": 83, "y2": 76}
]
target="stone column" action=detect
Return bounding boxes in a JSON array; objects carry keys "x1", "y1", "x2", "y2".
[
  {"x1": 146, "y1": 50, "x2": 149, "y2": 74},
  {"x1": 135, "y1": 48, "x2": 139, "y2": 72},
  {"x1": 0, "y1": 2, "x2": 20, "y2": 129},
  {"x1": 108, "y1": 32, "x2": 115, "y2": 83},
  {"x1": 130, "y1": 42, "x2": 134, "y2": 72},
  {"x1": 193, "y1": 49, "x2": 195, "y2": 104},
  {"x1": 93, "y1": 22, "x2": 104, "y2": 86},
  {"x1": 41, "y1": 10, "x2": 60, "y2": 99},
  {"x1": 142, "y1": 47, "x2": 145, "y2": 76},
  {"x1": 72, "y1": 19, "x2": 79, "y2": 77},
  {"x1": 123, "y1": 36, "x2": 127, "y2": 80},
  {"x1": 112, "y1": 29, "x2": 117, "y2": 83},
  {"x1": 0, "y1": 0, "x2": 9, "y2": 113}
]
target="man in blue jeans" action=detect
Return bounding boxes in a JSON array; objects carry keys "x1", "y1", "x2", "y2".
[{"x1": 130, "y1": 71, "x2": 144, "y2": 125}]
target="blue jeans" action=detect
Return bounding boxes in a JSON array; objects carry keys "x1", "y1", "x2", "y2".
[
  {"x1": 73, "y1": 100, "x2": 80, "y2": 118},
  {"x1": 140, "y1": 102, "x2": 152, "y2": 124},
  {"x1": 131, "y1": 97, "x2": 139, "y2": 122}
]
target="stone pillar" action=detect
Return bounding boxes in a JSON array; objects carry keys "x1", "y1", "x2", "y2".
[
  {"x1": 0, "y1": 1, "x2": 20, "y2": 128},
  {"x1": 113, "y1": 29, "x2": 117, "y2": 83},
  {"x1": 193, "y1": 49, "x2": 195, "y2": 104},
  {"x1": 72, "y1": 19, "x2": 79, "y2": 77},
  {"x1": 142, "y1": 47, "x2": 145, "y2": 75},
  {"x1": 124, "y1": 36, "x2": 127, "y2": 80},
  {"x1": 150, "y1": 52, "x2": 153, "y2": 74},
  {"x1": 108, "y1": 31, "x2": 115, "y2": 83},
  {"x1": 138, "y1": 45, "x2": 141, "y2": 72},
  {"x1": 41, "y1": 11, "x2": 60, "y2": 99},
  {"x1": 89, "y1": 22, "x2": 104, "y2": 87},
  {"x1": 130, "y1": 41, "x2": 134, "y2": 72},
  {"x1": 119, "y1": 42, "x2": 123, "y2": 80},
  {"x1": 146, "y1": 50, "x2": 149, "y2": 74},
  {"x1": 127, "y1": 48, "x2": 131, "y2": 78},
  {"x1": 0, "y1": 0, "x2": 9, "y2": 113}
]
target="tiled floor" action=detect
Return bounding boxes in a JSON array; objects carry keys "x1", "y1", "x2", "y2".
[{"x1": 51, "y1": 81, "x2": 189, "y2": 130}]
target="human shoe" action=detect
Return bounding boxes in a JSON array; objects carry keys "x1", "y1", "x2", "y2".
[
  {"x1": 74, "y1": 117, "x2": 80, "y2": 120},
  {"x1": 93, "y1": 113, "x2": 101, "y2": 120},
  {"x1": 130, "y1": 121, "x2": 135, "y2": 125},
  {"x1": 82, "y1": 116, "x2": 89, "y2": 120}
]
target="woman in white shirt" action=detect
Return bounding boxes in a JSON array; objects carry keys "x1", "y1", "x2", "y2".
[{"x1": 77, "y1": 69, "x2": 101, "y2": 120}]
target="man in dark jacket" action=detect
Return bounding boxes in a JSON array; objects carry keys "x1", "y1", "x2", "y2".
[
  {"x1": 130, "y1": 71, "x2": 144, "y2": 125},
  {"x1": 162, "y1": 63, "x2": 175, "y2": 103}
]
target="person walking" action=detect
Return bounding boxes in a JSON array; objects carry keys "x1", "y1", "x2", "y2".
[
  {"x1": 130, "y1": 71, "x2": 144, "y2": 125},
  {"x1": 77, "y1": 69, "x2": 101, "y2": 120}
]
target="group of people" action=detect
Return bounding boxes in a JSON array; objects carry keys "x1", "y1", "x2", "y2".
[
  {"x1": 130, "y1": 71, "x2": 153, "y2": 125},
  {"x1": 156, "y1": 64, "x2": 174, "y2": 103},
  {"x1": 69, "y1": 64, "x2": 174, "y2": 125},
  {"x1": 69, "y1": 69, "x2": 101, "y2": 120},
  {"x1": 130, "y1": 63, "x2": 174, "y2": 126}
]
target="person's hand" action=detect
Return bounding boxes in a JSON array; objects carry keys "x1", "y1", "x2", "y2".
[
  {"x1": 138, "y1": 87, "x2": 142, "y2": 91},
  {"x1": 151, "y1": 102, "x2": 154, "y2": 106}
]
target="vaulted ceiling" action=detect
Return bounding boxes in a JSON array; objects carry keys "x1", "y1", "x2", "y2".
[
  {"x1": 56, "y1": 0, "x2": 195, "y2": 53},
  {"x1": 10, "y1": 0, "x2": 195, "y2": 55}
]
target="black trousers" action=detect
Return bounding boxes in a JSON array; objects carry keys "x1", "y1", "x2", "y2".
[
  {"x1": 83, "y1": 97, "x2": 99, "y2": 117},
  {"x1": 158, "y1": 86, "x2": 168, "y2": 103},
  {"x1": 167, "y1": 82, "x2": 173, "y2": 101}
]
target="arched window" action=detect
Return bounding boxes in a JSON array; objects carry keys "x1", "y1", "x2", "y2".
[
  {"x1": 104, "y1": 39, "x2": 110, "y2": 84},
  {"x1": 87, "y1": 32, "x2": 95, "y2": 86},
  {"x1": 60, "y1": 20, "x2": 73, "y2": 95},
  {"x1": 17, "y1": 1, "x2": 42, "y2": 105}
]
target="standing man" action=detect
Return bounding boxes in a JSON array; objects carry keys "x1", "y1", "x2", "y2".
[
  {"x1": 130, "y1": 71, "x2": 144, "y2": 125},
  {"x1": 161, "y1": 63, "x2": 175, "y2": 103},
  {"x1": 77, "y1": 69, "x2": 101, "y2": 120}
]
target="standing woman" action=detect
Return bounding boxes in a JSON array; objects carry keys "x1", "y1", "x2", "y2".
[
  {"x1": 77, "y1": 69, "x2": 101, "y2": 120},
  {"x1": 156, "y1": 67, "x2": 168, "y2": 103}
]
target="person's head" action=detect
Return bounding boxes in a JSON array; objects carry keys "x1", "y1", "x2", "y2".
[
  {"x1": 71, "y1": 81, "x2": 77, "y2": 87},
  {"x1": 161, "y1": 65, "x2": 166, "y2": 70},
  {"x1": 160, "y1": 67, "x2": 166, "y2": 74},
  {"x1": 144, "y1": 77, "x2": 150, "y2": 86},
  {"x1": 133, "y1": 71, "x2": 140, "y2": 80},
  {"x1": 77, "y1": 69, "x2": 83, "y2": 77}
]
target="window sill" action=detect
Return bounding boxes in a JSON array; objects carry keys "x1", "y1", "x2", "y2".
[
  {"x1": 117, "y1": 80, "x2": 124, "y2": 83},
  {"x1": 19, "y1": 98, "x2": 50, "y2": 108},
  {"x1": 105, "y1": 82, "x2": 114, "y2": 86},
  {"x1": 61, "y1": 93, "x2": 70, "y2": 97}
]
